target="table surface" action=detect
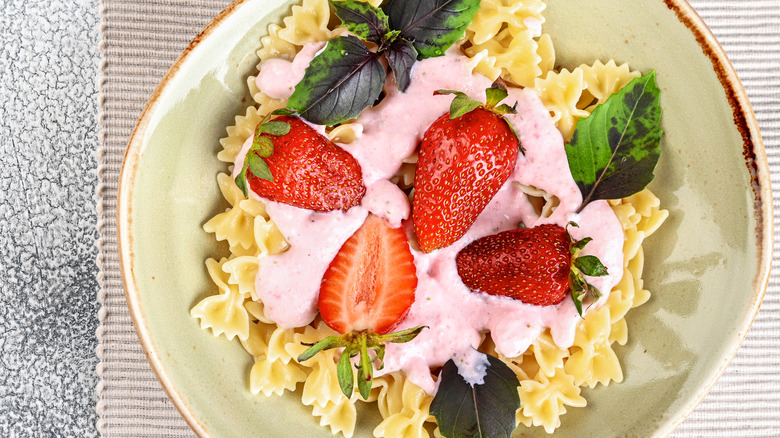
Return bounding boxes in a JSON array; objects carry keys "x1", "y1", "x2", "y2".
[{"x1": 1, "y1": 0, "x2": 778, "y2": 437}]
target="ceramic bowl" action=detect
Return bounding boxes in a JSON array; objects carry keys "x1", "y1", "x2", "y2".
[{"x1": 117, "y1": 0, "x2": 773, "y2": 436}]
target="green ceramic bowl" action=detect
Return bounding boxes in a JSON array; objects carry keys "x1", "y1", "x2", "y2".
[{"x1": 117, "y1": 0, "x2": 773, "y2": 436}]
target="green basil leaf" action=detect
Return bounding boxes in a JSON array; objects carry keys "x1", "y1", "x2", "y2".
[
  {"x1": 574, "y1": 255, "x2": 609, "y2": 277},
  {"x1": 430, "y1": 354, "x2": 520, "y2": 438},
  {"x1": 332, "y1": 0, "x2": 391, "y2": 45},
  {"x1": 383, "y1": 0, "x2": 481, "y2": 59},
  {"x1": 247, "y1": 154, "x2": 273, "y2": 182},
  {"x1": 385, "y1": 37, "x2": 418, "y2": 91},
  {"x1": 288, "y1": 36, "x2": 386, "y2": 126},
  {"x1": 566, "y1": 71, "x2": 663, "y2": 209}
]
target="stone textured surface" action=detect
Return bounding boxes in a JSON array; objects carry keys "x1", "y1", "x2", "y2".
[{"x1": 0, "y1": 0, "x2": 100, "y2": 436}]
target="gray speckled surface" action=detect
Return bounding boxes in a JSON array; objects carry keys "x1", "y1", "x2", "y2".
[{"x1": 0, "y1": 0, "x2": 100, "y2": 436}]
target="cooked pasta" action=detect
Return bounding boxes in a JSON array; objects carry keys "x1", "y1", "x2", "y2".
[
  {"x1": 191, "y1": 0, "x2": 668, "y2": 436},
  {"x1": 534, "y1": 60, "x2": 641, "y2": 142},
  {"x1": 463, "y1": 0, "x2": 553, "y2": 85}
]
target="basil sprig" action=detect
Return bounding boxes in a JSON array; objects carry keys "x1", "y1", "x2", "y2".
[
  {"x1": 287, "y1": 0, "x2": 481, "y2": 126},
  {"x1": 565, "y1": 71, "x2": 663, "y2": 212},
  {"x1": 383, "y1": 0, "x2": 481, "y2": 59},
  {"x1": 287, "y1": 35, "x2": 386, "y2": 129},
  {"x1": 430, "y1": 353, "x2": 521, "y2": 438}
]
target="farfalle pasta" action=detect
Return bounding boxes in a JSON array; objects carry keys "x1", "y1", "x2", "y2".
[
  {"x1": 462, "y1": 0, "x2": 553, "y2": 85},
  {"x1": 192, "y1": 0, "x2": 668, "y2": 436},
  {"x1": 534, "y1": 60, "x2": 641, "y2": 141}
]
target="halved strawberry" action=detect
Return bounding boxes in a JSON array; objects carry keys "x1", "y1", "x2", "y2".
[
  {"x1": 319, "y1": 213, "x2": 418, "y2": 334},
  {"x1": 235, "y1": 114, "x2": 366, "y2": 212},
  {"x1": 456, "y1": 223, "x2": 608, "y2": 314},
  {"x1": 413, "y1": 83, "x2": 521, "y2": 252},
  {"x1": 298, "y1": 214, "x2": 424, "y2": 399}
]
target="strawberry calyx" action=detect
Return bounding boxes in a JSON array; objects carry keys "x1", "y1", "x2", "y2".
[
  {"x1": 235, "y1": 109, "x2": 295, "y2": 197},
  {"x1": 434, "y1": 81, "x2": 524, "y2": 152},
  {"x1": 297, "y1": 325, "x2": 426, "y2": 399},
  {"x1": 300, "y1": 213, "x2": 422, "y2": 398},
  {"x1": 566, "y1": 222, "x2": 609, "y2": 316}
]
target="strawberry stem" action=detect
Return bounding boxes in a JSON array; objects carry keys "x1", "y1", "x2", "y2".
[
  {"x1": 433, "y1": 83, "x2": 523, "y2": 153},
  {"x1": 297, "y1": 325, "x2": 427, "y2": 399},
  {"x1": 357, "y1": 333, "x2": 373, "y2": 399},
  {"x1": 566, "y1": 222, "x2": 609, "y2": 316}
]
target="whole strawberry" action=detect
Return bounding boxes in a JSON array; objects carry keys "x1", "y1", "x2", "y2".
[
  {"x1": 298, "y1": 214, "x2": 425, "y2": 400},
  {"x1": 235, "y1": 114, "x2": 366, "y2": 212},
  {"x1": 413, "y1": 83, "x2": 521, "y2": 252},
  {"x1": 456, "y1": 223, "x2": 608, "y2": 314}
]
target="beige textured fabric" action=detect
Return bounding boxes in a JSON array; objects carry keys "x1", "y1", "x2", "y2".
[
  {"x1": 97, "y1": 2, "x2": 232, "y2": 435},
  {"x1": 96, "y1": 1, "x2": 780, "y2": 436}
]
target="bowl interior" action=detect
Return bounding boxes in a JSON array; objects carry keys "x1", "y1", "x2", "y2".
[{"x1": 119, "y1": 0, "x2": 769, "y2": 436}]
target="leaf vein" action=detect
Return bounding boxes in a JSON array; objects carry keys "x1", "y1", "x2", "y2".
[{"x1": 584, "y1": 80, "x2": 650, "y2": 206}]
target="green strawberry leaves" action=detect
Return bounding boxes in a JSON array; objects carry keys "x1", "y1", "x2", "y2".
[
  {"x1": 383, "y1": 0, "x2": 481, "y2": 59},
  {"x1": 566, "y1": 71, "x2": 663, "y2": 211},
  {"x1": 566, "y1": 222, "x2": 608, "y2": 316},
  {"x1": 257, "y1": 120, "x2": 290, "y2": 137},
  {"x1": 234, "y1": 115, "x2": 291, "y2": 197},
  {"x1": 297, "y1": 325, "x2": 427, "y2": 399},
  {"x1": 246, "y1": 153, "x2": 273, "y2": 182},
  {"x1": 436, "y1": 82, "x2": 518, "y2": 120},
  {"x1": 337, "y1": 347, "x2": 357, "y2": 395},
  {"x1": 285, "y1": 0, "x2": 481, "y2": 125},
  {"x1": 430, "y1": 353, "x2": 521, "y2": 438},
  {"x1": 435, "y1": 82, "x2": 523, "y2": 153},
  {"x1": 436, "y1": 89, "x2": 481, "y2": 120},
  {"x1": 574, "y1": 255, "x2": 609, "y2": 277}
]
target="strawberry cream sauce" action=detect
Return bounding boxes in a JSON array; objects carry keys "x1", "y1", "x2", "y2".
[{"x1": 242, "y1": 44, "x2": 624, "y2": 395}]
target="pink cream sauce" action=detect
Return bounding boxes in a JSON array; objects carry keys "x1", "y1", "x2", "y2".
[{"x1": 237, "y1": 43, "x2": 624, "y2": 394}]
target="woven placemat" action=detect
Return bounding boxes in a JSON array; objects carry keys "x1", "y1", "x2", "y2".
[{"x1": 96, "y1": 1, "x2": 780, "y2": 436}]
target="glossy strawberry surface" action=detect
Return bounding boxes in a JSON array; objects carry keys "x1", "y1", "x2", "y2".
[
  {"x1": 318, "y1": 214, "x2": 418, "y2": 334},
  {"x1": 247, "y1": 115, "x2": 365, "y2": 212},
  {"x1": 456, "y1": 224, "x2": 571, "y2": 306},
  {"x1": 413, "y1": 108, "x2": 518, "y2": 252}
]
